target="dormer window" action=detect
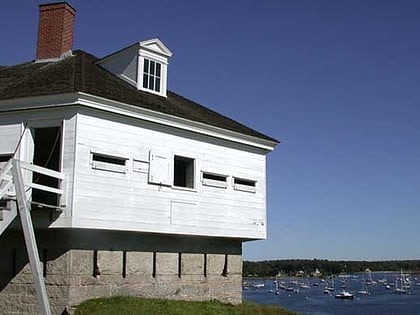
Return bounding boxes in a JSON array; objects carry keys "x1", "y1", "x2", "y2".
[
  {"x1": 138, "y1": 39, "x2": 172, "y2": 97},
  {"x1": 142, "y1": 58, "x2": 161, "y2": 93},
  {"x1": 97, "y1": 38, "x2": 172, "y2": 97}
]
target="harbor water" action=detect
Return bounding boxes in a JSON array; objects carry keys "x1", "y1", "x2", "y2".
[{"x1": 243, "y1": 274, "x2": 420, "y2": 315}]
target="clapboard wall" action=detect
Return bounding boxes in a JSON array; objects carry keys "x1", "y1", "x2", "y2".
[{"x1": 70, "y1": 108, "x2": 267, "y2": 239}]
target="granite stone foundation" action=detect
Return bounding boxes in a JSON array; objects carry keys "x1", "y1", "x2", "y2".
[{"x1": 0, "y1": 229, "x2": 243, "y2": 314}]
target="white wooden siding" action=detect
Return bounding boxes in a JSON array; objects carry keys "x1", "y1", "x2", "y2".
[
  {"x1": 0, "y1": 123, "x2": 22, "y2": 155},
  {"x1": 71, "y1": 112, "x2": 267, "y2": 239}
]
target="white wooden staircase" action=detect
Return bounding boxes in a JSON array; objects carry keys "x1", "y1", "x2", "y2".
[{"x1": 0, "y1": 158, "x2": 65, "y2": 315}]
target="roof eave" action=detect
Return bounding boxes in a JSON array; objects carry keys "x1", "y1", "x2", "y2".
[{"x1": 0, "y1": 93, "x2": 278, "y2": 152}]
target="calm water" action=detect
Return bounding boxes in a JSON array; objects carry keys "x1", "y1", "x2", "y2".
[{"x1": 243, "y1": 274, "x2": 420, "y2": 315}]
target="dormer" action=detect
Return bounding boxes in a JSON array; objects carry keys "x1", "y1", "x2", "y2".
[{"x1": 98, "y1": 38, "x2": 173, "y2": 97}]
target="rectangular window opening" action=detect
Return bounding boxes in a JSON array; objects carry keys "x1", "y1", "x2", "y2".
[
  {"x1": 233, "y1": 177, "x2": 257, "y2": 193},
  {"x1": 143, "y1": 58, "x2": 162, "y2": 93},
  {"x1": 174, "y1": 155, "x2": 195, "y2": 189},
  {"x1": 91, "y1": 152, "x2": 127, "y2": 173},
  {"x1": 202, "y1": 172, "x2": 228, "y2": 188},
  {"x1": 92, "y1": 153, "x2": 126, "y2": 166}
]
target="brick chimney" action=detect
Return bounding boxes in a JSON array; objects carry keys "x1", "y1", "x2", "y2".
[{"x1": 36, "y1": 2, "x2": 76, "y2": 61}]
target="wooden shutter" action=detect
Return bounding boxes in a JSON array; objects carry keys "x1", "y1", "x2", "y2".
[{"x1": 148, "y1": 150, "x2": 171, "y2": 186}]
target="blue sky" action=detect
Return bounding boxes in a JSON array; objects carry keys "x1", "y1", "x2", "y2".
[{"x1": 1, "y1": 1, "x2": 420, "y2": 261}]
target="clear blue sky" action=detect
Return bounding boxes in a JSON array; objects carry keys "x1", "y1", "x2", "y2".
[{"x1": 1, "y1": 1, "x2": 419, "y2": 261}]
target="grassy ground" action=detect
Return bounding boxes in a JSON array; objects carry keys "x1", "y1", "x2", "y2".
[{"x1": 74, "y1": 296, "x2": 298, "y2": 315}]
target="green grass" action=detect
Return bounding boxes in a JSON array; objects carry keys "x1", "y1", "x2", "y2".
[{"x1": 74, "y1": 296, "x2": 298, "y2": 315}]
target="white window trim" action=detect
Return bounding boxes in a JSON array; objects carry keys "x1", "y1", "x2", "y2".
[
  {"x1": 90, "y1": 151, "x2": 128, "y2": 174},
  {"x1": 172, "y1": 154, "x2": 197, "y2": 191},
  {"x1": 233, "y1": 177, "x2": 257, "y2": 193},
  {"x1": 201, "y1": 171, "x2": 228, "y2": 189},
  {"x1": 138, "y1": 50, "x2": 168, "y2": 97}
]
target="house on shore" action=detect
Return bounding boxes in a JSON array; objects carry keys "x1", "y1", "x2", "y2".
[{"x1": 0, "y1": 2, "x2": 278, "y2": 314}]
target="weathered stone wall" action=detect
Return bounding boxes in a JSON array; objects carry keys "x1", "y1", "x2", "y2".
[{"x1": 0, "y1": 229, "x2": 243, "y2": 315}]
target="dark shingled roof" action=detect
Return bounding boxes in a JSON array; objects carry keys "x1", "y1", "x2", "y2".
[{"x1": 0, "y1": 50, "x2": 278, "y2": 143}]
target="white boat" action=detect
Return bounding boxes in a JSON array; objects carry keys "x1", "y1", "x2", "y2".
[
  {"x1": 299, "y1": 277, "x2": 311, "y2": 289},
  {"x1": 394, "y1": 270, "x2": 410, "y2": 294},
  {"x1": 324, "y1": 275, "x2": 335, "y2": 293},
  {"x1": 365, "y1": 268, "x2": 377, "y2": 285},
  {"x1": 335, "y1": 290, "x2": 354, "y2": 300},
  {"x1": 253, "y1": 283, "x2": 265, "y2": 289},
  {"x1": 358, "y1": 275, "x2": 370, "y2": 295}
]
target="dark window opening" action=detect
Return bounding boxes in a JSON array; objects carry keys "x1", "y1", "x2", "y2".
[
  {"x1": 32, "y1": 127, "x2": 61, "y2": 207},
  {"x1": 234, "y1": 178, "x2": 256, "y2": 187},
  {"x1": 203, "y1": 173, "x2": 226, "y2": 182},
  {"x1": 92, "y1": 153, "x2": 126, "y2": 166},
  {"x1": 174, "y1": 156, "x2": 194, "y2": 188},
  {"x1": 202, "y1": 172, "x2": 228, "y2": 188}
]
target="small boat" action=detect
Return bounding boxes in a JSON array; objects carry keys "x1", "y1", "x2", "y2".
[
  {"x1": 358, "y1": 276, "x2": 370, "y2": 295},
  {"x1": 324, "y1": 275, "x2": 335, "y2": 293},
  {"x1": 299, "y1": 277, "x2": 311, "y2": 289},
  {"x1": 394, "y1": 270, "x2": 411, "y2": 294},
  {"x1": 358, "y1": 288, "x2": 369, "y2": 295},
  {"x1": 253, "y1": 283, "x2": 265, "y2": 289},
  {"x1": 335, "y1": 290, "x2": 354, "y2": 300}
]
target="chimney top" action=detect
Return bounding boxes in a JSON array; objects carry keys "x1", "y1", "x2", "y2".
[{"x1": 36, "y1": 1, "x2": 76, "y2": 61}]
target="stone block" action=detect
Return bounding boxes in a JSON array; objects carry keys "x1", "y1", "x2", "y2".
[
  {"x1": 127, "y1": 251, "x2": 152, "y2": 276},
  {"x1": 46, "y1": 249, "x2": 70, "y2": 275},
  {"x1": 98, "y1": 251, "x2": 122, "y2": 275},
  {"x1": 156, "y1": 252, "x2": 178, "y2": 275},
  {"x1": 207, "y1": 254, "x2": 225, "y2": 275},
  {"x1": 70, "y1": 250, "x2": 93, "y2": 275},
  {"x1": 227, "y1": 254, "x2": 242, "y2": 275},
  {"x1": 181, "y1": 253, "x2": 204, "y2": 276}
]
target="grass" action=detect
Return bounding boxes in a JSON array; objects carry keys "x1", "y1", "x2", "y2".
[{"x1": 74, "y1": 296, "x2": 298, "y2": 315}]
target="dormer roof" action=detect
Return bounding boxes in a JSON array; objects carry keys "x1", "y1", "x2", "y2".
[{"x1": 139, "y1": 38, "x2": 173, "y2": 58}]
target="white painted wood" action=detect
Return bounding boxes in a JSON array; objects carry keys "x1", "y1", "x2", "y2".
[
  {"x1": 0, "y1": 123, "x2": 21, "y2": 154},
  {"x1": 149, "y1": 150, "x2": 172, "y2": 186},
  {"x1": 70, "y1": 111, "x2": 268, "y2": 239},
  {"x1": 12, "y1": 159, "x2": 51, "y2": 315},
  {"x1": 98, "y1": 45, "x2": 138, "y2": 87},
  {"x1": 20, "y1": 161, "x2": 65, "y2": 179},
  {"x1": 0, "y1": 96, "x2": 274, "y2": 240}
]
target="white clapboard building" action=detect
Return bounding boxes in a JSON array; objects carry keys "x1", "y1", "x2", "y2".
[{"x1": 0, "y1": 2, "x2": 278, "y2": 314}]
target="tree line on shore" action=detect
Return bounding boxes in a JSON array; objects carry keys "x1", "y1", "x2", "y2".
[{"x1": 243, "y1": 259, "x2": 420, "y2": 277}]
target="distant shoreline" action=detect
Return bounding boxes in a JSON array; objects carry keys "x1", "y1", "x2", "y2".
[{"x1": 243, "y1": 259, "x2": 420, "y2": 277}]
